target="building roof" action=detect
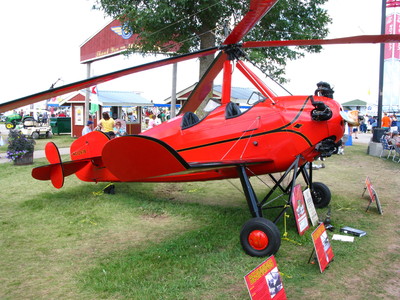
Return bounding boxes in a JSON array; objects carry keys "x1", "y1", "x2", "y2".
[
  {"x1": 213, "y1": 85, "x2": 256, "y2": 102},
  {"x1": 97, "y1": 90, "x2": 151, "y2": 106},
  {"x1": 163, "y1": 84, "x2": 256, "y2": 104},
  {"x1": 59, "y1": 90, "x2": 152, "y2": 107},
  {"x1": 341, "y1": 99, "x2": 367, "y2": 107}
]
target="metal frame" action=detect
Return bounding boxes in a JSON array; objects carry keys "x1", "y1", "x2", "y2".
[{"x1": 238, "y1": 155, "x2": 313, "y2": 224}]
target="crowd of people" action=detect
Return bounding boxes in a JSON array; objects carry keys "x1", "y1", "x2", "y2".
[
  {"x1": 81, "y1": 107, "x2": 172, "y2": 137},
  {"x1": 349, "y1": 113, "x2": 398, "y2": 140},
  {"x1": 82, "y1": 112, "x2": 127, "y2": 138}
]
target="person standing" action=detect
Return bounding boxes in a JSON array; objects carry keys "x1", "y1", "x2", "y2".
[
  {"x1": 390, "y1": 114, "x2": 398, "y2": 132},
  {"x1": 148, "y1": 115, "x2": 158, "y2": 129},
  {"x1": 382, "y1": 112, "x2": 391, "y2": 131},
  {"x1": 98, "y1": 112, "x2": 115, "y2": 136}
]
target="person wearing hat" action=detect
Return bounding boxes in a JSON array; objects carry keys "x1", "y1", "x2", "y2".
[{"x1": 82, "y1": 120, "x2": 94, "y2": 136}]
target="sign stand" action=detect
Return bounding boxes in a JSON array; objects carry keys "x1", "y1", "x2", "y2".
[
  {"x1": 281, "y1": 206, "x2": 302, "y2": 245},
  {"x1": 307, "y1": 248, "x2": 316, "y2": 265},
  {"x1": 362, "y1": 176, "x2": 383, "y2": 215}
]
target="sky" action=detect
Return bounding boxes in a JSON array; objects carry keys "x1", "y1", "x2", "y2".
[{"x1": 0, "y1": 0, "x2": 389, "y2": 107}]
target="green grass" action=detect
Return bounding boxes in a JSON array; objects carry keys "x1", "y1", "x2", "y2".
[{"x1": 0, "y1": 144, "x2": 399, "y2": 299}]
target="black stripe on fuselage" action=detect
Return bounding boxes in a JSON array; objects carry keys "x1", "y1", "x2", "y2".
[{"x1": 177, "y1": 97, "x2": 313, "y2": 153}]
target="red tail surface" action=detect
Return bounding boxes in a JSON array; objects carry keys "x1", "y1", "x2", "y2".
[{"x1": 32, "y1": 131, "x2": 114, "y2": 188}]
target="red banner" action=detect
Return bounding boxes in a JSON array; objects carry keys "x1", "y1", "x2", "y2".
[
  {"x1": 395, "y1": 14, "x2": 400, "y2": 58},
  {"x1": 385, "y1": 15, "x2": 395, "y2": 59},
  {"x1": 387, "y1": 0, "x2": 400, "y2": 8},
  {"x1": 385, "y1": 14, "x2": 400, "y2": 59}
]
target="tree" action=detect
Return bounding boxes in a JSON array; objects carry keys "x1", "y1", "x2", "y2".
[{"x1": 94, "y1": 0, "x2": 331, "y2": 83}]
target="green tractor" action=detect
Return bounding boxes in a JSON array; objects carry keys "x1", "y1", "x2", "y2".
[{"x1": 5, "y1": 114, "x2": 31, "y2": 129}]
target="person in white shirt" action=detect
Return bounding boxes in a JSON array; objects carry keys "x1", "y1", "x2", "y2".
[{"x1": 82, "y1": 120, "x2": 94, "y2": 136}]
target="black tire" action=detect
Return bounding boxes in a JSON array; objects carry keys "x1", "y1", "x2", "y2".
[
  {"x1": 311, "y1": 182, "x2": 331, "y2": 208},
  {"x1": 240, "y1": 217, "x2": 281, "y2": 257},
  {"x1": 32, "y1": 132, "x2": 40, "y2": 139}
]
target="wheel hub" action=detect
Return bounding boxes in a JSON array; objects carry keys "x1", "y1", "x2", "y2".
[{"x1": 248, "y1": 230, "x2": 269, "y2": 250}]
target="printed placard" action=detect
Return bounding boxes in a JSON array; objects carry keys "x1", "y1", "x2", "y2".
[
  {"x1": 74, "y1": 105, "x2": 84, "y2": 126},
  {"x1": 303, "y1": 188, "x2": 319, "y2": 226},
  {"x1": 244, "y1": 255, "x2": 287, "y2": 300},
  {"x1": 311, "y1": 223, "x2": 334, "y2": 273},
  {"x1": 291, "y1": 184, "x2": 309, "y2": 235},
  {"x1": 364, "y1": 177, "x2": 383, "y2": 215},
  {"x1": 365, "y1": 177, "x2": 376, "y2": 202}
]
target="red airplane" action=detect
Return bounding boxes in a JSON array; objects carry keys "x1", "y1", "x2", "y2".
[{"x1": 1, "y1": 0, "x2": 399, "y2": 257}]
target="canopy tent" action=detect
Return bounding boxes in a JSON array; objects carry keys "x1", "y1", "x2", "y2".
[
  {"x1": 96, "y1": 90, "x2": 152, "y2": 107},
  {"x1": 58, "y1": 90, "x2": 152, "y2": 107}
]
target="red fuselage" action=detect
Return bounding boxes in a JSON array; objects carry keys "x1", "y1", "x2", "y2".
[{"x1": 138, "y1": 95, "x2": 344, "y2": 181}]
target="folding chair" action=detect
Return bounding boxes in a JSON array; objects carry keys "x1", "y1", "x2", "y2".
[
  {"x1": 392, "y1": 145, "x2": 400, "y2": 163},
  {"x1": 379, "y1": 136, "x2": 394, "y2": 159}
]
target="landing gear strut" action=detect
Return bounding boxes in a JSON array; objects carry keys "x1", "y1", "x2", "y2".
[{"x1": 237, "y1": 155, "x2": 331, "y2": 257}]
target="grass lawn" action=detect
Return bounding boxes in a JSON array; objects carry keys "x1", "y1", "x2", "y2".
[{"x1": 0, "y1": 142, "x2": 399, "y2": 299}]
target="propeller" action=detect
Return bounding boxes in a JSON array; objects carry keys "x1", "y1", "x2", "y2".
[
  {"x1": 179, "y1": 52, "x2": 227, "y2": 114},
  {"x1": 0, "y1": 47, "x2": 218, "y2": 113},
  {"x1": 223, "y1": 0, "x2": 278, "y2": 45},
  {"x1": 242, "y1": 34, "x2": 400, "y2": 49},
  {"x1": 1, "y1": 0, "x2": 400, "y2": 114}
]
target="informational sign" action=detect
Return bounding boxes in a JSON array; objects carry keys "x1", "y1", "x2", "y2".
[
  {"x1": 311, "y1": 223, "x2": 334, "y2": 273},
  {"x1": 80, "y1": 19, "x2": 181, "y2": 63},
  {"x1": 74, "y1": 105, "x2": 84, "y2": 126},
  {"x1": 291, "y1": 184, "x2": 309, "y2": 235},
  {"x1": 303, "y1": 188, "x2": 319, "y2": 226},
  {"x1": 363, "y1": 177, "x2": 383, "y2": 215},
  {"x1": 244, "y1": 255, "x2": 287, "y2": 300}
]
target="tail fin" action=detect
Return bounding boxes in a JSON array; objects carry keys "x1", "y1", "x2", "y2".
[
  {"x1": 32, "y1": 131, "x2": 111, "y2": 188},
  {"x1": 32, "y1": 142, "x2": 90, "y2": 188}
]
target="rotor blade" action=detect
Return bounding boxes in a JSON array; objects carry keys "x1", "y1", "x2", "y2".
[
  {"x1": 223, "y1": 0, "x2": 278, "y2": 45},
  {"x1": 0, "y1": 47, "x2": 218, "y2": 113},
  {"x1": 242, "y1": 34, "x2": 400, "y2": 48},
  {"x1": 179, "y1": 52, "x2": 227, "y2": 114}
]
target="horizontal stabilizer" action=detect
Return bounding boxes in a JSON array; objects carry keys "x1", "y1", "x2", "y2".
[
  {"x1": 32, "y1": 159, "x2": 91, "y2": 181},
  {"x1": 32, "y1": 141, "x2": 94, "y2": 188}
]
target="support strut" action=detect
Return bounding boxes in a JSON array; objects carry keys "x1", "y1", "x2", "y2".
[
  {"x1": 238, "y1": 156, "x2": 315, "y2": 224},
  {"x1": 238, "y1": 165, "x2": 262, "y2": 218}
]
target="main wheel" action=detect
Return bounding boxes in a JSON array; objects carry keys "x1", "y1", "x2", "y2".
[
  {"x1": 32, "y1": 132, "x2": 39, "y2": 139},
  {"x1": 311, "y1": 182, "x2": 331, "y2": 208},
  {"x1": 240, "y1": 217, "x2": 281, "y2": 257},
  {"x1": 5, "y1": 122, "x2": 15, "y2": 129}
]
